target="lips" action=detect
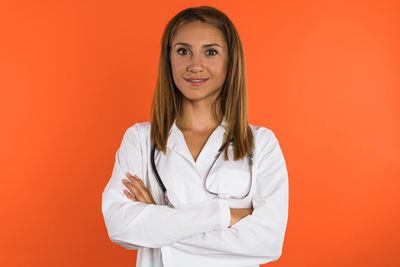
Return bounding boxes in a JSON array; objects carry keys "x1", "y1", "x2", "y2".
[
  {"x1": 184, "y1": 77, "x2": 209, "y2": 82},
  {"x1": 184, "y1": 77, "x2": 209, "y2": 86}
]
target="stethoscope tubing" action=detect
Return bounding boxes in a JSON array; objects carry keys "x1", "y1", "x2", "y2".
[{"x1": 150, "y1": 138, "x2": 253, "y2": 206}]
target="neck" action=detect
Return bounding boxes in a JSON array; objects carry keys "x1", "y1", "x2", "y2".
[{"x1": 176, "y1": 98, "x2": 222, "y2": 133}]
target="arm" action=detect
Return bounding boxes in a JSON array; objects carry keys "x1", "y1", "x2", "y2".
[
  {"x1": 101, "y1": 125, "x2": 231, "y2": 249},
  {"x1": 169, "y1": 130, "x2": 289, "y2": 265},
  {"x1": 229, "y1": 208, "x2": 254, "y2": 228}
]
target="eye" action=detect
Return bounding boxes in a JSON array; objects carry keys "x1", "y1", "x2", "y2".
[
  {"x1": 206, "y1": 49, "x2": 218, "y2": 56},
  {"x1": 177, "y1": 48, "x2": 190, "y2": 55}
]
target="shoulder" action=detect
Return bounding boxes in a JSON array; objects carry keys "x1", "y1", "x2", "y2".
[
  {"x1": 248, "y1": 122, "x2": 282, "y2": 159},
  {"x1": 122, "y1": 121, "x2": 151, "y2": 143},
  {"x1": 126, "y1": 121, "x2": 151, "y2": 133},
  {"x1": 249, "y1": 123, "x2": 279, "y2": 145}
]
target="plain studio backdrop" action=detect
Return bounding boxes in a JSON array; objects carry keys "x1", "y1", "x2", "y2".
[{"x1": 0, "y1": 0, "x2": 399, "y2": 266}]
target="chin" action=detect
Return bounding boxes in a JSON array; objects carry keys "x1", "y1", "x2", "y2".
[
  {"x1": 181, "y1": 90, "x2": 220, "y2": 103},
  {"x1": 181, "y1": 93, "x2": 209, "y2": 102}
]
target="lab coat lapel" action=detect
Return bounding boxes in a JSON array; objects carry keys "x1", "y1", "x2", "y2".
[
  {"x1": 194, "y1": 121, "x2": 227, "y2": 167},
  {"x1": 166, "y1": 119, "x2": 195, "y2": 164},
  {"x1": 166, "y1": 117, "x2": 228, "y2": 166}
]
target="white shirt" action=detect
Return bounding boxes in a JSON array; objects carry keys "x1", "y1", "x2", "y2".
[{"x1": 102, "y1": 118, "x2": 289, "y2": 267}]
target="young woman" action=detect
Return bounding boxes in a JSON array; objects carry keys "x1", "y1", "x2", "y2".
[{"x1": 102, "y1": 6, "x2": 289, "y2": 267}]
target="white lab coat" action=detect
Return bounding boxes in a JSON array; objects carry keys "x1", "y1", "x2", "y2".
[{"x1": 102, "y1": 117, "x2": 289, "y2": 267}]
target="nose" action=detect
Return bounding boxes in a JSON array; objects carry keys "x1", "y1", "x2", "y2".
[{"x1": 187, "y1": 53, "x2": 204, "y2": 73}]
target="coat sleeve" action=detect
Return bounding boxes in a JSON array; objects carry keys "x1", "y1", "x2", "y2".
[
  {"x1": 168, "y1": 129, "x2": 289, "y2": 265},
  {"x1": 101, "y1": 124, "x2": 231, "y2": 249}
]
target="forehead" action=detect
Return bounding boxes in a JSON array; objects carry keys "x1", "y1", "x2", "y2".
[{"x1": 172, "y1": 21, "x2": 226, "y2": 46}]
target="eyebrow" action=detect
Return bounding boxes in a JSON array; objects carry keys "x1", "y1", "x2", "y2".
[{"x1": 173, "y1": 42, "x2": 223, "y2": 49}]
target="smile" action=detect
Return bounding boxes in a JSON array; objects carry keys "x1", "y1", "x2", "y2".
[{"x1": 184, "y1": 78, "x2": 209, "y2": 86}]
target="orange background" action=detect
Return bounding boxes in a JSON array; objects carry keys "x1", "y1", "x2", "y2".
[{"x1": 1, "y1": 0, "x2": 399, "y2": 266}]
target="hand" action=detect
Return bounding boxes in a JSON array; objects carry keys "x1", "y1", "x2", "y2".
[
  {"x1": 122, "y1": 172, "x2": 156, "y2": 204},
  {"x1": 229, "y1": 208, "x2": 253, "y2": 227}
]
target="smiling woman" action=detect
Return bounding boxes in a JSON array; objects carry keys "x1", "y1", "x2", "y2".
[
  {"x1": 170, "y1": 21, "x2": 228, "y2": 105},
  {"x1": 101, "y1": 6, "x2": 289, "y2": 267}
]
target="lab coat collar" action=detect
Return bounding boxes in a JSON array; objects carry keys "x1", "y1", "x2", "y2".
[{"x1": 166, "y1": 116, "x2": 228, "y2": 163}]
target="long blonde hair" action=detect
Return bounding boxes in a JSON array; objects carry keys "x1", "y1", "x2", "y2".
[{"x1": 150, "y1": 6, "x2": 253, "y2": 160}]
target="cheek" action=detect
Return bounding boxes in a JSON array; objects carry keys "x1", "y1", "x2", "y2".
[
  {"x1": 170, "y1": 57, "x2": 177, "y2": 74},
  {"x1": 214, "y1": 61, "x2": 228, "y2": 80},
  {"x1": 171, "y1": 58, "x2": 187, "y2": 77},
  {"x1": 170, "y1": 61, "x2": 179, "y2": 82},
  {"x1": 171, "y1": 54, "x2": 188, "y2": 67}
]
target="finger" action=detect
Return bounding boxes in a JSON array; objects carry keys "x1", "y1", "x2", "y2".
[
  {"x1": 122, "y1": 179, "x2": 144, "y2": 201},
  {"x1": 132, "y1": 175, "x2": 154, "y2": 204},
  {"x1": 126, "y1": 175, "x2": 149, "y2": 201},
  {"x1": 127, "y1": 173, "x2": 144, "y2": 185},
  {"x1": 125, "y1": 174, "x2": 154, "y2": 204},
  {"x1": 126, "y1": 173, "x2": 143, "y2": 187},
  {"x1": 134, "y1": 174, "x2": 145, "y2": 184},
  {"x1": 126, "y1": 173, "x2": 140, "y2": 183},
  {"x1": 124, "y1": 189, "x2": 136, "y2": 201}
]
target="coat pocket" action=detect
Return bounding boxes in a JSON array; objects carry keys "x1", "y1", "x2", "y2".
[{"x1": 205, "y1": 169, "x2": 251, "y2": 198}]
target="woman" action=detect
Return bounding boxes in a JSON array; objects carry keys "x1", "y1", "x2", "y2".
[{"x1": 102, "y1": 6, "x2": 289, "y2": 267}]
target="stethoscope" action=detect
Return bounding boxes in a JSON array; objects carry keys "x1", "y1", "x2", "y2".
[{"x1": 150, "y1": 138, "x2": 253, "y2": 208}]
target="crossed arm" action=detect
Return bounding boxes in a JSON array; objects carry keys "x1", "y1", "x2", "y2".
[
  {"x1": 102, "y1": 125, "x2": 288, "y2": 265},
  {"x1": 122, "y1": 172, "x2": 253, "y2": 228}
]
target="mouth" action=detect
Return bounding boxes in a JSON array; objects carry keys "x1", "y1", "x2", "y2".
[{"x1": 184, "y1": 77, "x2": 209, "y2": 86}]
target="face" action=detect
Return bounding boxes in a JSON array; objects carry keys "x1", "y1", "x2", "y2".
[{"x1": 170, "y1": 21, "x2": 228, "y2": 104}]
